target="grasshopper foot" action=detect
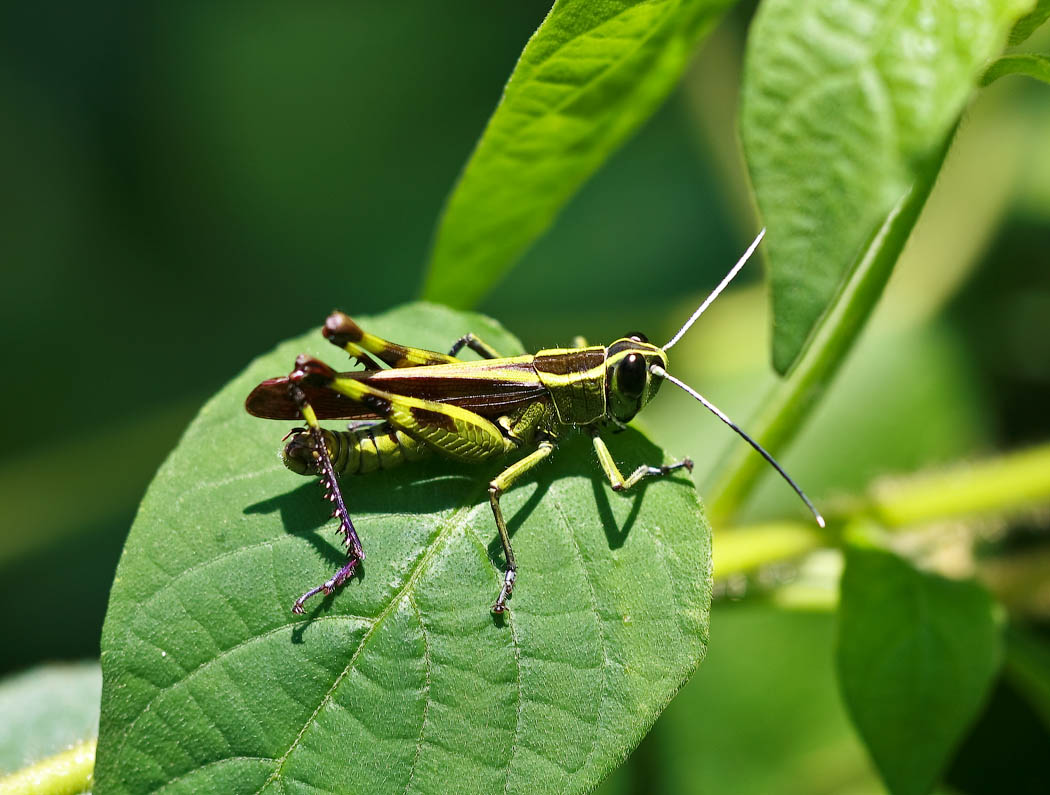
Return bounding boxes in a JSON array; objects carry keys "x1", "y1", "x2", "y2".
[
  {"x1": 491, "y1": 569, "x2": 516, "y2": 613},
  {"x1": 292, "y1": 557, "x2": 359, "y2": 615},
  {"x1": 666, "y1": 458, "x2": 693, "y2": 475}
]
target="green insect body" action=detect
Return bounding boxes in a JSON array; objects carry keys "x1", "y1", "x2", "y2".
[{"x1": 246, "y1": 230, "x2": 823, "y2": 615}]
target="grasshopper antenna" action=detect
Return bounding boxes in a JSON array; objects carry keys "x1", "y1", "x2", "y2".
[
  {"x1": 650, "y1": 364, "x2": 825, "y2": 528},
  {"x1": 663, "y1": 228, "x2": 765, "y2": 352}
]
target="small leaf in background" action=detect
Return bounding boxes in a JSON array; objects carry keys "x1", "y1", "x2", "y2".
[
  {"x1": 946, "y1": 667, "x2": 1050, "y2": 793},
  {"x1": 0, "y1": 661, "x2": 100, "y2": 775},
  {"x1": 837, "y1": 544, "x2": 1003, "y2": 795},
  {"x1": 1003, "y1": 624, "x2": 1050, "y2": 731},
  {"x1": 740, "y1": 0, "x2": 1033, "y2": 373},
  {"x1": 422, "y1": 0, "x2": 734, "y2": 309},
  {"x1": 981, "y1": 53, "x2": 1050, "y2": 86},
  {"x1": 95, "y1": 304, "x2": 711, "y2": 795},
  {"x1": 1009, "y1": 0, "x2": 1050, "y2": 44}
]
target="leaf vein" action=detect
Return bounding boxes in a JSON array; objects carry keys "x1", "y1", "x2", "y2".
[
  {"x1": 256, "y1": 498, "x2": 483, "y2": 793},
  {"x1": 153, "y1": 756, "x2": 276, "y2": 794},
  {"x1": 403, "y1": 592, "x2": 432, "y2": 795},
  {"x1": 553, "y1": 494, "x2": 609, "y2": 778},
  {"x1": 113, "y1": 614, "x2": 371, "y2": 771}
]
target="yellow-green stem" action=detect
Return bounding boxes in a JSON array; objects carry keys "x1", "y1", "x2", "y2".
[
  {"x1": 0, "y1": 740, "x2": 94, "y2": 795},
  {"x1": 713, "y1": 442, "x2": 1050, "y2": 581},
  {"x1": 866, "y1": 444, "x2": 1050, "y2": 528}
]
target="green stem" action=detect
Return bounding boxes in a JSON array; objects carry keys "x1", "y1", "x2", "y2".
[
  {"x1": 865, "y1": 444, "x2": 1050, "y2": 528},
  {"x1": 713, "y1": 441, "x2": 1050, "y2": 580},
  {"x1": 705, "y1": 127, "x2": 957, "y2": 525},
  {"x1": 712, "y1": 520, "x2": 826, "y2": 579},
  {"x1": 0, "y1": 740, "x2": 94, "y2": 795}
]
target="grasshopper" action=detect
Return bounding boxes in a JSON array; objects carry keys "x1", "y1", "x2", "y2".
[{"x1": 246, "y1": 230, "x2": 823, "y2": 615}]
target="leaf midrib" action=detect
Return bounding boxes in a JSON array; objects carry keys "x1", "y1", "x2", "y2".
[{"x1": 257, "y1": 492, "x2": 487, "y2": 793}]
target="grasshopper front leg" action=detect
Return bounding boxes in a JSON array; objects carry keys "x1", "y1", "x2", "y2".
[
  {"x1": 489, "y1": 440, "x2": 555, "y2": 613},
  {"x1": 589, "y1": 428, "x2": 693, "y2": 491}
]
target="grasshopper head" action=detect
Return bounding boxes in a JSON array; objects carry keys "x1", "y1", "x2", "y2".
[{"x1": 605, "y1": 334, "x2": 668, "y2": 423}]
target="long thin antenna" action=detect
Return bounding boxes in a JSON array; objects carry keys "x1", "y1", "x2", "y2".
[
  {"x1": 650, "y1": 364, "x2": 825, "y2": 528},
  {"x1": 663, "y1": 228, "x2": 766, "y2": 352}
]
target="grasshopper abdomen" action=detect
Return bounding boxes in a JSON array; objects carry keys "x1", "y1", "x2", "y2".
[{"x1": 283, "y1": 423, "x2": 428, "y2": 477}]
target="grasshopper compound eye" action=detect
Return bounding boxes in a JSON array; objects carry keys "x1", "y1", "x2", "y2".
[{"x1": 617, "y1": 354, "x2": 647, "y2": 399}]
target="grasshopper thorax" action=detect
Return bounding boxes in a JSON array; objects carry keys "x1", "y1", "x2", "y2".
[{"x1": 605, "y1": 335, "x2": 667, "y2": 423}]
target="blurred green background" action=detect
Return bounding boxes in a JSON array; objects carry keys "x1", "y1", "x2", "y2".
[{"x1": 2, "y1": 2, "x2": 1049, "y2": 792}]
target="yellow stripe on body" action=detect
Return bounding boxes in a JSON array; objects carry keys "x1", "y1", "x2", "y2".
[{"x1": 363, "y1": 355, "x2": 540, "y2": 385}]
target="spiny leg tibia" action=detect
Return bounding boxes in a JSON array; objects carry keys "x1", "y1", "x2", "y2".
[
  {"x1": 489, "y1": 440, "x2": 555, "y2": 613},
  {"x1": 590, "y1": 428, "x2": 693, "y2": 491},
  {"x1": 288, "y1": 379, "x2": 364, "y2": 615}
]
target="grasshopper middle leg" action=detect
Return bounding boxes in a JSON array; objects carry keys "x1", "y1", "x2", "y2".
[
  {"x1": 489, "y1": 440, "x2": 555, "y2": 613},
  {"x1": 589, "y1": 428, "x2": 693, "y2": 491}
]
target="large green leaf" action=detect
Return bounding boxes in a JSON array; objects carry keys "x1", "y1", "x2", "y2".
[
  {"x1": 741, "y1": 0, "x2": 1032, "y2": 374},
  {"x1": 421, "y1": 0, "x2": 734, "y2": 309},
  {"x1": 837, "y1": 544, "x2": 1002, "y2": 795},
  {"x1": 95, "y1": 303, "x2": 710, "y2": 795}
]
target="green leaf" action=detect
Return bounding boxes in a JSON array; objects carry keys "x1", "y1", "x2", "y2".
[
  {"x1": 741, "y1": 0, "x2": 1032, "y2": 374},
  {"x1": 837, "y1": 544, "x2": 1003, "y2": 795},
  {"x1": 95, "y1": 303, "x2": 711, "y2": 795},
  {"x1": 421, "y1": 0, "x2": 734, "y2": 309},
  {"x1": 1009, "y1": 0, "x2": 1050, "y2": 44},
  {"x1": 981, "y1": 53, "x2": 1050, "y2": 86},
  {"x1": 0, "y1": 662, "x2": 100, "y2": 775}
]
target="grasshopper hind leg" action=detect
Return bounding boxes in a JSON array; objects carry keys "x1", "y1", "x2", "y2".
[
  {"x1": 447, "y1": 332, "x2": 503, "y2": 359},
  {"x1": 287, "y1": 381, "x2": 365, "y2": 615}
]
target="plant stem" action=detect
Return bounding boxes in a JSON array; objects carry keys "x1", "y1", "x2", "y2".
[
  {"x1": 713, "y1": 441, "x2": 1050, "y2": 580},
  {"x1": 0, "y1": 740, "x2": 94, "y2": 795},
  {"x1": 865, "y1": 444, "x2": 1050, "y2": 528},
  {"x1": 705, "y1": 128, "x2": 957, "y2": 525},
  {"x1": 712, "y1": 520, "x2": 826, "y2": 579}
]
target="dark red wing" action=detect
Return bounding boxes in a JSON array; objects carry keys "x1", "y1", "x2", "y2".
[
  {"x1": 245, "y1": 376, "x2": 379, "y2": 420},
  {"x1": 245, "y1": 364, "x2": 549, "y2": 421}
]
